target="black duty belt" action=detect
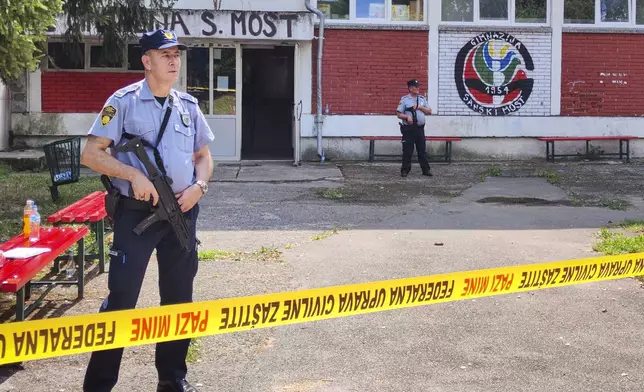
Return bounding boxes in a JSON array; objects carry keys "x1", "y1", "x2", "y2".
[{"x1": 118, "y1": 195, "x2": 154, "y2": 211}]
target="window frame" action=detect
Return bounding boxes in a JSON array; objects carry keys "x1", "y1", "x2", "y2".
[
  {"x1": 321, "y1": 0, "x2": 428, "y2": 24},
  {"x1": 563, "y1": 0, "x2": 644, "y2": 27},
  {"x1": 184, "y1": 43, "x2": 237, "y2": 117},
  {"x1": 440, "y1": 0, "x2": 551, "y2": 26},
  {"x1": 43, "y1": 39, "x2": 145, "y2": 73}
]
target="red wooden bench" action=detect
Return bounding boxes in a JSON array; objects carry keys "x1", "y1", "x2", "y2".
[
  {"x1": 536, "y1": 136, "x2": 637, "y2": 162},
  {"x1": 361, "y1": 136, "x2": 463, "y2": 163},
  {"x1": 0, "y1": 226, "x2": 88, "y2": 321},
  {"x1": 47, "y1": 191, "x2": 110, "y2": 273}
]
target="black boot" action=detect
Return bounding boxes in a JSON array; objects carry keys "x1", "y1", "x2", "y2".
[{"x1": 157, "y1": 379, "x2": 199, "y2": 392}]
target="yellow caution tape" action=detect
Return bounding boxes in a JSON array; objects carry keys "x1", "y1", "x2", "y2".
[{"x1": 0, "y1": 252, "x2": 643, "y2": 365}]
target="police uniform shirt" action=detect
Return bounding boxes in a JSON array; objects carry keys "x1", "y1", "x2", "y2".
[
  {"x1": 397, "y1": 94, "x2": 429, "y2": 126},
  {"x1": 88, "y1": 78, "x2": 215, "y2": 195}
]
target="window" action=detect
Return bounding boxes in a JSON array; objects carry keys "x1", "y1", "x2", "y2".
[
  {"x1": 90, "y1": 45, "x2": 123, "y2": 68},
  {"x1": 603, "y1": 0, "x2": 629, "y2": 22},
  {"x1": 319, "y1": 0, "x2": 425, "y2": 22},
  {"x1": 480, "y1": 0, "x2": 509, "y2": 20},
  {"x1": 442, "y1": 0, "x2": 474, "y2": 21},
  {"x1": 46, "y1": 41, "x2": 145, "y2": 72},
  {"x1": 637, "y1": 0, "x2": 644, "y2": 22},
  {"x1": 186, "y1": 47, "x2": 236, "y2": 116},
  {"x1": 47, "y1": 42, "x2": 85, "y2": 70},
  {"x1": 564, "y1": 0, "x2": 643, "y2": 25},
  {"x1": 213, "y1": 48, "x2": 236, "y2": 115},
  {"x1": 127, "y1": 45, "x2": 144, "y2": 71},
  {"x1": 441, "y1": 0, "x2": 548, "y2": 23},
  {"x1": 516, "y1": 0, "x2": 548, "y2": 23}
]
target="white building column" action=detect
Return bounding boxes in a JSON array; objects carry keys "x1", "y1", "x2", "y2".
[
  {"x1": 550, "y1": 0, "x2": 564, "y2": 115},
  {"x1": 28, "y1": 70, "x2": 42, "y2": 113},
  {"x1": 428, "y1": 0, "x2": 440, "y2": 112}
]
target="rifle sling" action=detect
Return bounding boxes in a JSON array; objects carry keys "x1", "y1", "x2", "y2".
[{"x1": 121, "y1": 94, "x2": 174, "y2": 176}]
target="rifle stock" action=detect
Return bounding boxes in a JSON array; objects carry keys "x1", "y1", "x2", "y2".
[{"x1": 115, "y1": 136, "x2": 192, "y2": 251}]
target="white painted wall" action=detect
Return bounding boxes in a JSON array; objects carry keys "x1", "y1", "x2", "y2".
[
  {"x1": 12, "y1": 111, "x2": 644, "y2": 159},
  {"x1": 438, "y1": 28, "x2": 552, "y2": 117},
  {"x1": 303, "y1": 114, "x2": 644, "y2": 138},
  {"x1": 18, "y1": 111, "x2": 643, "y2": 142},
  {"x1": 301, "y1": 136, "x2": 644, "y2": 161},
  {"x1": 28, "y1": 70, "x2": 42, "y2": 113}
]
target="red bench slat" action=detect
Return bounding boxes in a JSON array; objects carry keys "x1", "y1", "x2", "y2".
[
  {"x1": 46, "y1": 191, "x2": 101, "y2": 223},
  {"x1": 0, "y1": 226, "x2": 88, "y2": 292},
  {"x1": 360, "y1": 136, "x2": 462, "y2": 141},
  {"x1": 47, "y1": 191, "x2": 107, "y2": 224},
  {"x1": 537, "y1": 136, "x2": 637, "y2": 141}
]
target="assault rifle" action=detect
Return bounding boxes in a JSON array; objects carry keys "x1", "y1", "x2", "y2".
[{"x1": 114, "y1": 136, "x2": 191, "y2": 251}]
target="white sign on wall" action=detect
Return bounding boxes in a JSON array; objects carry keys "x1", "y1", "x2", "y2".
[{"x1": 47, "y1": 10, "x2": 314, "y2": 41}]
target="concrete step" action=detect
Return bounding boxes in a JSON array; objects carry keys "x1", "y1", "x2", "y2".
[{"x1": 0, "y1": 149, "x2": 46, "y2": 171}]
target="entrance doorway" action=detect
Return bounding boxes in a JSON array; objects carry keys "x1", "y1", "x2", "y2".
[{"x1": 242, "y1": 46, "x2": 294, "y2": 160}]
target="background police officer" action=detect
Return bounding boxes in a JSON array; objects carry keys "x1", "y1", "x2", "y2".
[
  {"x1": 396, "y1": 79, "x2": 433, "y2": 177},
  {"x1": 80, "y1": 29, "x2": 214, "y2": 392}
]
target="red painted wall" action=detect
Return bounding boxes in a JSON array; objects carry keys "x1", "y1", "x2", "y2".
[
  {"x1": 312, "y1": 28, "x2": 429, "y2": 115},
  {"x1": 561, "y1": 33, "x2": 644, "y2": 116},
  {"x1": 41, "y1": 72, "x2": 143, "y2": 113}
]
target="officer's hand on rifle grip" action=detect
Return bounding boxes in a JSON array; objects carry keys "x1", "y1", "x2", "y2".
[{"x1": 131, "y1": 171, "x2": 159, "y2": 206}]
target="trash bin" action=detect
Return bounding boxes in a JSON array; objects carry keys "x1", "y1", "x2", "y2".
[{"x1": 43, "y1": 137, "x2": 81, "y2": 202}]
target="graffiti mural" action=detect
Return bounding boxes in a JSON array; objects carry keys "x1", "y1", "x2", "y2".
[{"x1": 454, "y1": 31, "x2": 534, "y2": 116}]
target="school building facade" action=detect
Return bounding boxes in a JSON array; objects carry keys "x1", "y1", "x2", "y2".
[{"x1": 8, "y1": 0, "x2": 644, "y2": 163}]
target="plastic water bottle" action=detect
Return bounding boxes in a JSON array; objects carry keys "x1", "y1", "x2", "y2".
[
  {"x1": 29, "y1": 205, "x2": 40, "y2": 243},
  {"x1": 65, "y1": 250, "x2": 76, "y2": 279},
  {"x1": 23, "y1": 200, "x2": 33, "y2": 238}
]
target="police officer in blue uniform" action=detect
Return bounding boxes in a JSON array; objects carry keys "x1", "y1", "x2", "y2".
[
  {"x1": 397, "y1": 79, "x2": 433, "y2": 177},
  {"x1": 80, "y1": 29, "x2": 214, "y2": 392}
]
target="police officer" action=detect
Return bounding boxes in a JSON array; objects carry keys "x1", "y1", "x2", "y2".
[
  {"x1": 396, "y1": 79, "x2": 433, "y2": 177},
  {"x1": 80, "y1": 29, "x2": 214, "y2": 392}
]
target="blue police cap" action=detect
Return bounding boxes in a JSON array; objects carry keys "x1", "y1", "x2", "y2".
[
  {"x1": 407, "y1": 79, "x2": 420, "y2": 88},
  {"x1": 139, "y1": 29, "x2": 187, "y2": 53}
]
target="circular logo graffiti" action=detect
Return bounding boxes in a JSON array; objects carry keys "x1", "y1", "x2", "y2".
[{"x1": 454, "y1": 31, "x2": 534, "y2": 116}]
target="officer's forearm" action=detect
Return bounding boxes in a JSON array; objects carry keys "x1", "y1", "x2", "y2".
[
  {"x1": 193, "y1": 147, "x2": 213, "y2": 183},
  {"x1": 81, "y1": 138, "x2": 141, "y2": 182}
]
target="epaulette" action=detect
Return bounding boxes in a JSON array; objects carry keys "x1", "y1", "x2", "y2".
[
  {"x1": 114, "y1": 83, "x2": 141, "y2": 98},
  {"x1": 175, "y1": 91, "x2": 198, "y2": 104}
]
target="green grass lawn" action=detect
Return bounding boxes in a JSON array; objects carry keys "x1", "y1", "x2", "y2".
[
  {"x1": 0, "y1": 164, "x2": 103, "y2": 242},
  {"x1": 593, "y1": 220, "x2": 644, "y2": 282}
]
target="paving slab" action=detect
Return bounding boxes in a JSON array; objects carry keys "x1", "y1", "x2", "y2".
[
  {"x1": 458, "y1": 177, "x2": 570, "y2": 204},
  {"x1": 214, "y1": 162, "x2": 344, "y2": 183}
]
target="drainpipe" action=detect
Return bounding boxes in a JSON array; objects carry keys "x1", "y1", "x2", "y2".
[{"x1": 305, "y1": 0, "x2": 325, "y2": 162}]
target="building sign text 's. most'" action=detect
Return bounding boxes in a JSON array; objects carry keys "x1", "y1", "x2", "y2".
[
  {"x1": 163, "y1": 10, "x2": 311, "y2": 39},
  {"x1": 47, "y1": 10, "x2": 313, "y2": 41}
]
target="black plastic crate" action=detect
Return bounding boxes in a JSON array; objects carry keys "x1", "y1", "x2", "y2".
[{"x1": 43, "y1": 137, "x2": 81, "y2": 201}]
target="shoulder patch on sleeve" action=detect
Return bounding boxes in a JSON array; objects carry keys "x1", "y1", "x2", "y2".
[
  {"x1": 176, "y1": 91, "x2": 198, "y2": 104},
  {"x1": 100, "y1": 105, "x2": 117, "y2": 127}
]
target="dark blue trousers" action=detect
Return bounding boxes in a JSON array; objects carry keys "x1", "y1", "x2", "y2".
[{"x1": 83, "y1": 202, "x2": 199, "y2": 392}]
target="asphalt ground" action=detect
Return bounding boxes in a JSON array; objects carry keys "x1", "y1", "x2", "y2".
[{"x1": 0, "y1": 160, "x2": 643, "y2": 392}]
